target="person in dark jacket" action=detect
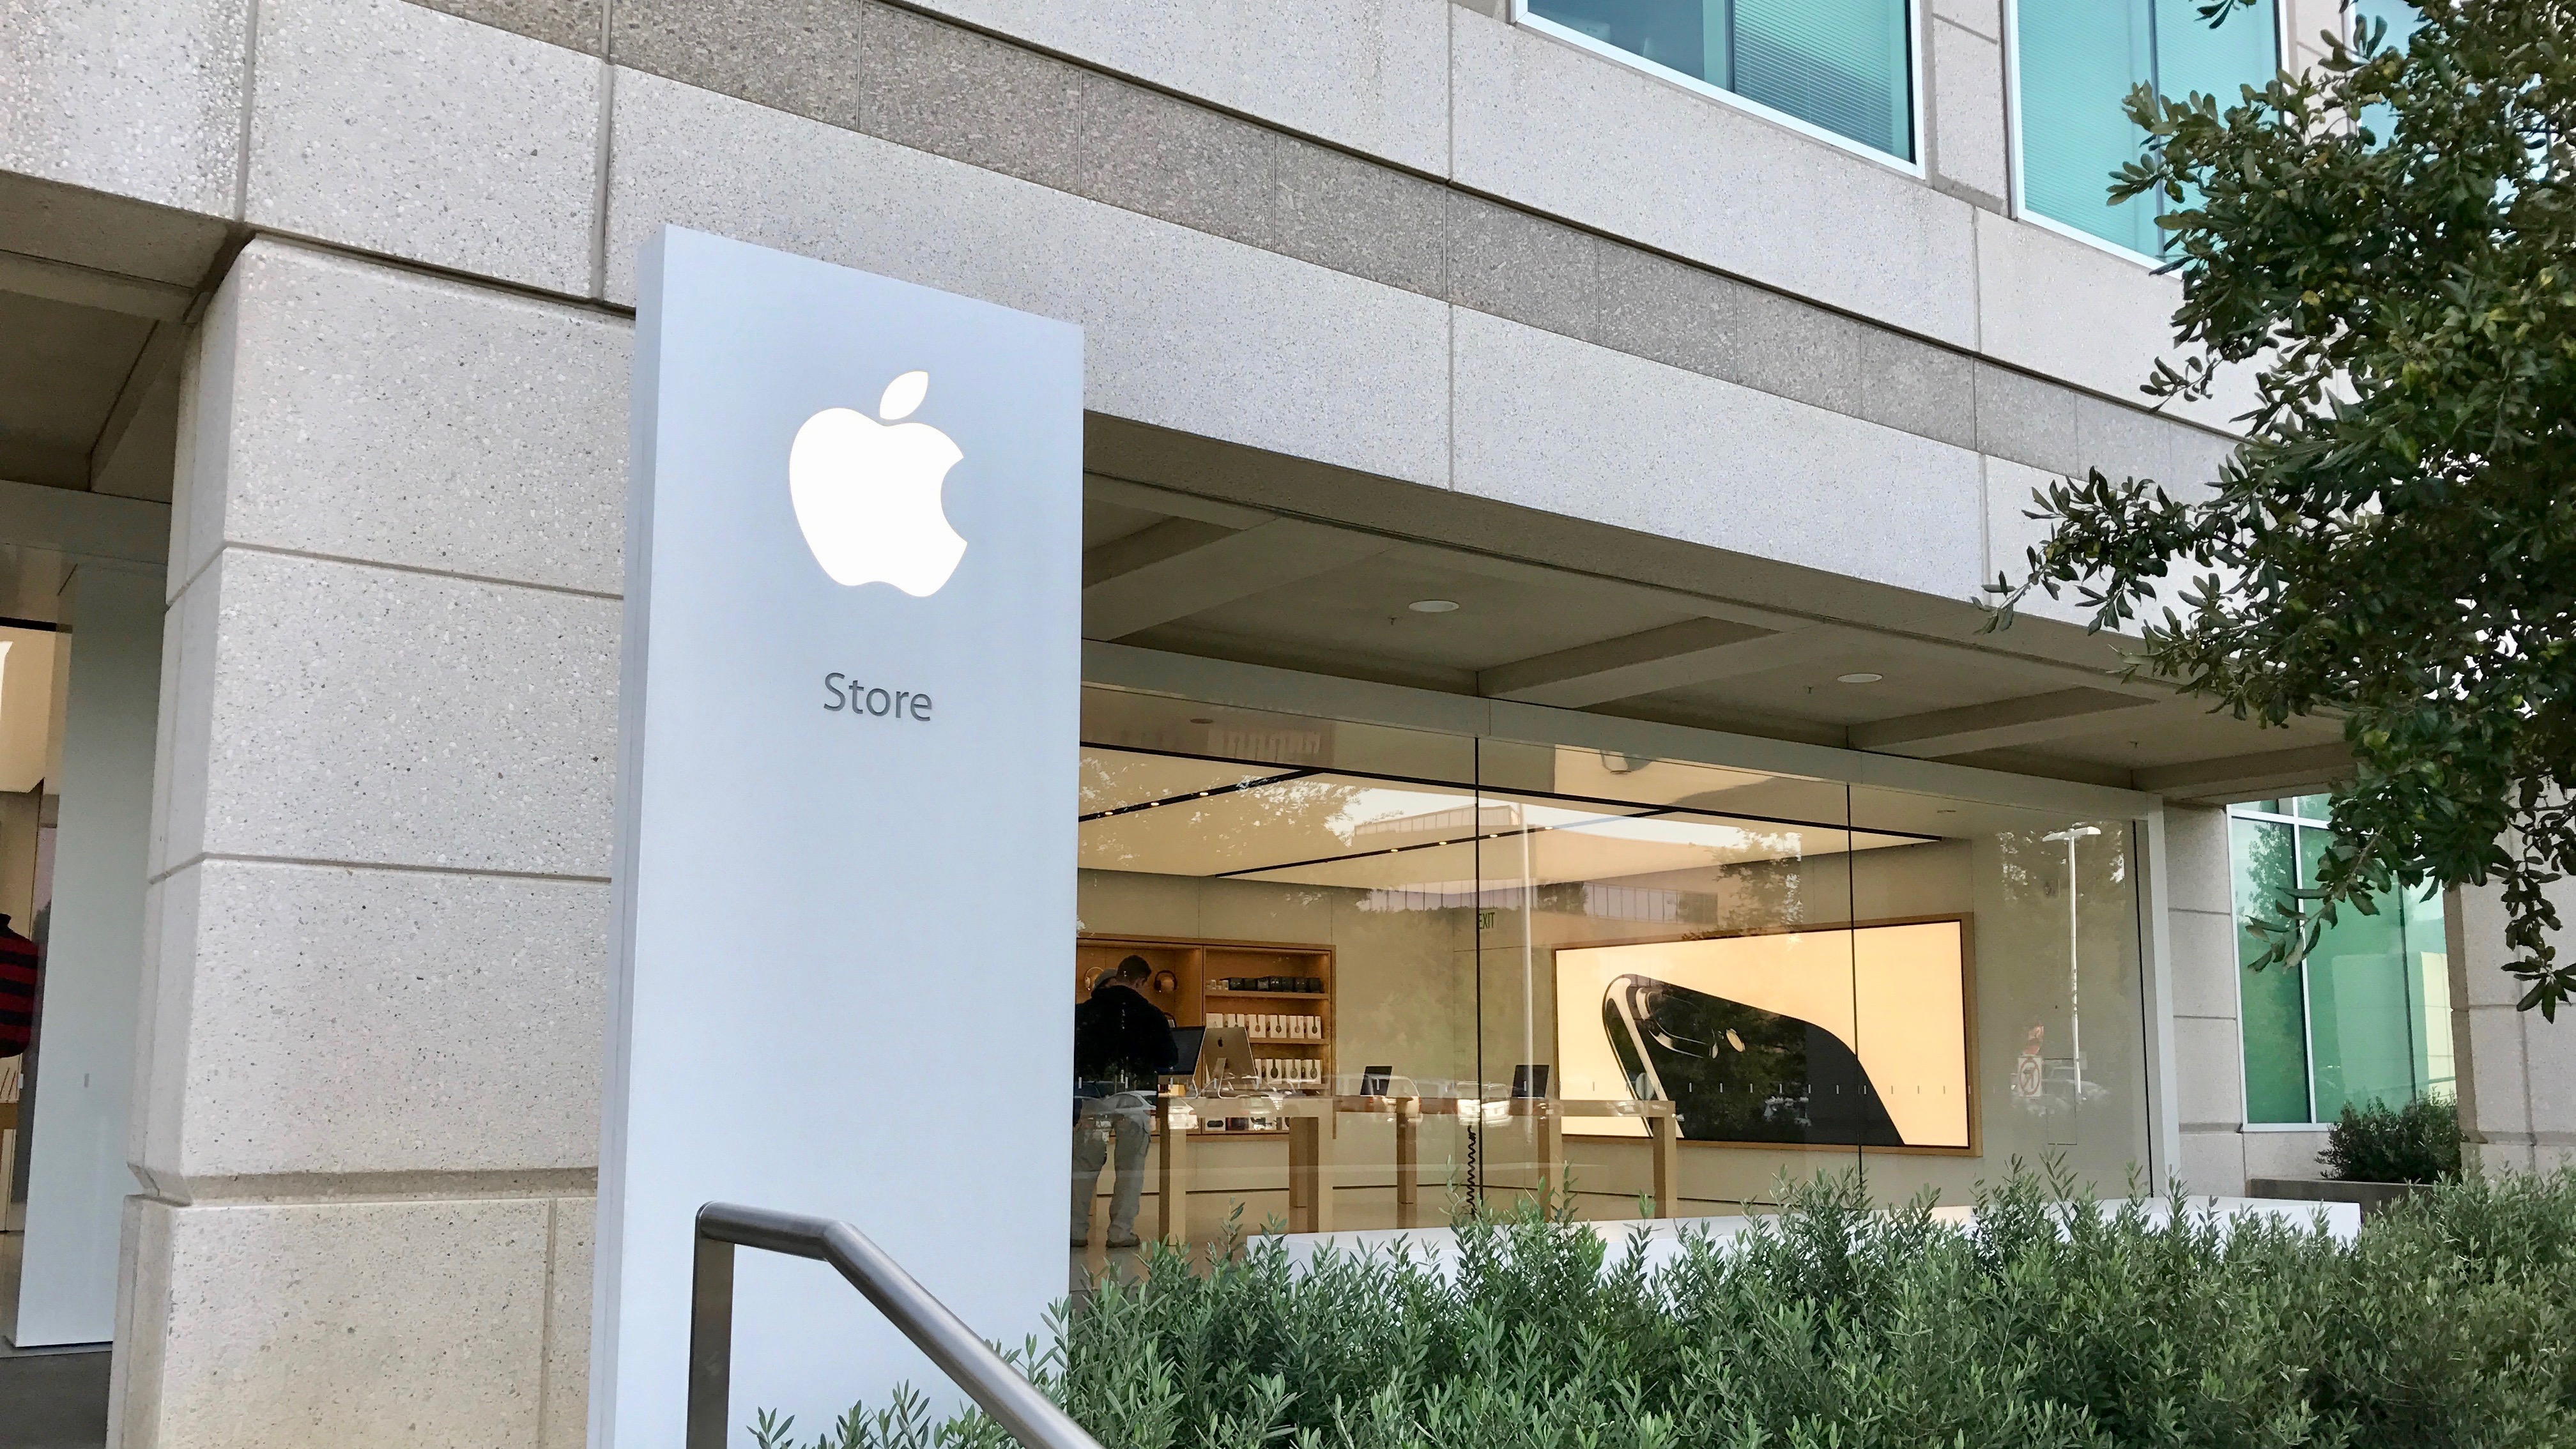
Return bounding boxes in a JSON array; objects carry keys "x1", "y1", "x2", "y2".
[{"x1": 1071, "y1": 957, "x2": 1176, "y2": 1249}]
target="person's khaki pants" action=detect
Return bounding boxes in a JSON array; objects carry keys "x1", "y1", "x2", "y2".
[{"x1": 1070, "y1": 1093, "x2": 1151, "y2": 1243}]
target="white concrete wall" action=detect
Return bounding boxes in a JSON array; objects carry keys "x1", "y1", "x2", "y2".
[{"x1": 12, "y1": 563, "x2": 162, "y2": 1346}]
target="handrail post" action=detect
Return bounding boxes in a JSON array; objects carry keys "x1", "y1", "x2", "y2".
[
  {"x1": 687, "y1": 1220, "x2": 736, "y2": 1449},
  {"x1": 684, "y1": 1202, "x2": 1107, "y2": 1449}
]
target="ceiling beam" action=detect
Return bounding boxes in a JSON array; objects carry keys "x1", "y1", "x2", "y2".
[
  {"x1": 1082, "y1": 516, "x2": 1395, "y2": 640},
  {"x1": 0, "y1": 247, "x2": 193, "y2": 321},
  {"x1": 1380, "y1": 542, "x2": 1811, "y2": 634},
  {"x1": 1083, "y1": 473, "x2": 1271, "y2": 528},
  {"x1": 1478, "y1": 621, "x2": 1876, "y2": 708},
  {"x1": 88, "y1": 320, "x2": 184, "y2": 491},
  {"x1": 1848, "y1": 687, "x2": 2161, "y2": 758},
  {"x1": 2135, "y1": 742, "x2": 2351, "y2": 802}
]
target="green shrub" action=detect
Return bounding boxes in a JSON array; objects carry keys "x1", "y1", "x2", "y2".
[
  {"x1": 756, "y1": 1167, "x2": 2576, "y2": 1449},
  {"x1": 2321, "y1": 1094, "x2": 2464, "y2": 1183}
]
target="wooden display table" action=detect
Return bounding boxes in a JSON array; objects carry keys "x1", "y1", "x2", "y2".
[{"x1": 1154, "y1": 1092, "x2": 1679, "y2": 1242}]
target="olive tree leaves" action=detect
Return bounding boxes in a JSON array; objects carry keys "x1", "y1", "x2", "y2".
[{"x1": 1986, "y1": 0, "x2": 2576, "y2": 1013}]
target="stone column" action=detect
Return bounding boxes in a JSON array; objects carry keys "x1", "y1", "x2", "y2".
[
  {"x1": 2165, "y1": 802, "x2": 2251, "y2": 1194},
  {"x1": 112, "y1": 238, "x2": 626, "y2": 1448},
  {"x1": 2446, "y1": 880, "x2": 2576, "y2": 1176}
]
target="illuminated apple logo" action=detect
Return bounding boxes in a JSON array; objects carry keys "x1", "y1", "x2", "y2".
[{"x1": 786, "y1": 371, "x2": 966, "y2": 596}]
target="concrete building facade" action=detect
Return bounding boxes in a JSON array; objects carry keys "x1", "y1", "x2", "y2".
[{"x1": 0, "y1": 0, "x2": 2564, "y2": 1443}]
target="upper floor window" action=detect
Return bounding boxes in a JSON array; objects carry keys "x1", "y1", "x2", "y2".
[
  {"x1": 2011, "y1": 0, "x2": 2280, "y2": 255},
  {"x1": 2229, "y1": 796, "x2": 2452, "y2": 1126},
  {"x1": 1519, "y1": 0, "x2": 1917, "y2": 162}
]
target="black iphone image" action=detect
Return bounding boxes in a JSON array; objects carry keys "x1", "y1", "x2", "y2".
[{"x1": 1602, "y1": 974, "x2": 1903, "y2": 1146}]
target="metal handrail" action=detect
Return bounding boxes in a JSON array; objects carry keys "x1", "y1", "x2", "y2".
[{"x1": 689, "y1": 1203, "x2": 1105, "y2": 1449}]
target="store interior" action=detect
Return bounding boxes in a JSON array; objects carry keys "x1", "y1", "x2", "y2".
[
  {"x1": 1069, "y1": 686, "x2": 2152, "y2": 1271},
  {"x1": 0, "y1": 615, "x2": 63, "y2": 1322}
]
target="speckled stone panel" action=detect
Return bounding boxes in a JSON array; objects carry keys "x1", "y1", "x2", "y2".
[
  {"x1": 454, "y1": 0, "x2": 2231, "y2": 486},
  {"x1": 2174, "y1": 1015, "x2": 2246, "y2": 1126},
  {"x1": 2177, "y1": 1128, "x2": 2246, "y2": 1197},
  {"x1": 605, "y1": 68, "x2": 1452, "y2": 490},
  {"x1": 190, "y1": 240, "x2": 628, "y2": 595},
  {"x1": 542, "y1": 1197, "x2": 592, "y2": 1449},
  {"x1": 610, "y1": 0, "x2": 868, "y2": 132},
  {"x1": 147, "y1": 858, "x2": 605, "y2": 1183},
  {"x1": 1928, "y1": 18, "x2": 2008, "y2": 206},
  {"x1": 2166, "y1": 905, "x2": 2243, "y2": 1022},
  {"x1": 892, "y1": 0, "x2": 1452, "y2": 176},
  {"x1": 1451, "y1": 307, "x2": 1983, "y2": 602},
  {"x1": 0, "y1": 0, "x2": 249, "y2": 217},
  {"x1": 2161, "y1": 801, "x2": 2236, "y2": 916},
  {"x1": 247, "y1": 0, "x2": 603, "y2": 295},
  {"x1": 1450, "y1": 4, "x2": 1981, "y2": 348},
  {"x1": 1971, "y1": 207, "x2": 2257, "y2": 434},
  {"x1": 177, "y1": 548, "x2": 617, "y2": 877},
  {"x1": 132, "y1": 1197, "x2": 550, "y2": 1448},
  {"x1": 1983, "y1": 455, "x2": 2093, "y2": 628},
  {"x1": 406, "y1": 0, "x2": 603, "y2": 54}
]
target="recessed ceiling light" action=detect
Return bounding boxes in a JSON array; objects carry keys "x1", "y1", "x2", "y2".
[
  {"x1": 1836, "y1": 671, "x2": 1884, "y2": 684},
  {"x1": 1408, "y1": 599, "x2": 1460, "y2": 614}
]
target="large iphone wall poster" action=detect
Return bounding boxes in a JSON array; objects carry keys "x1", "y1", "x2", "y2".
[{"x1": 1554, "y1": 919, "x2": 1972, "y2": 1150}]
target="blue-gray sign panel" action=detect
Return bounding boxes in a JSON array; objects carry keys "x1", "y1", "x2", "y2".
[{"x1": 597, "y1": 227, "x2": 1081, "y2": 1446}]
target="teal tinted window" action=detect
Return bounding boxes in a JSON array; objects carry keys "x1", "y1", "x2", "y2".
[
  {"x1": 2299, "y1": 829, "x2": 2418, "y2": 1117},
  {"x1": 2016, "y1": 0, "x2": 2157, "y2": 253},
  {"x1": 2153, "y1": 0, "x2": 2278, "y2": 102},
  {"x1": 2232, "y1": 816, "x2": 2310, "y2": 1123},
  {"x1": 1525, "y1": 0, "x2": 1915, "y2": 158},
  {"x1": 2228, "y1": 801, "x2": 2451, "y2": 1124},
  {"x1": 2013, "y1": 0, "x2": 2279, "y2": 253}
]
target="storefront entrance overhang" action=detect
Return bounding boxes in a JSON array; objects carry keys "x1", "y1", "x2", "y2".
[{"x1": 1080, "y1": 423, "x2": 2345, "y2": 806}]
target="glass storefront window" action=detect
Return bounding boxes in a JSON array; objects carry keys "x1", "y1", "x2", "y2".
[
  {"x1": 2228, "y1": 795, "x2": 2451, "y2": 1124},
  {"x1": 1070, "y1": 684, "x2": 2157, "y2": 1265},
  {"x1": 1848, "y1": 787, "x2": 2148, "y2": 1209},
  {"x1": 1520, "y1": 0, "x2": 1916, "y2": 161},
  {"x1": 2012, "y1": 0, "x2": 2279, "y2": 254}
]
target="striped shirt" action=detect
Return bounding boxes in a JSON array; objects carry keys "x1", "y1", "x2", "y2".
[{"x1": 0, "y1": 927, "x2": 36, "y2": 1056}]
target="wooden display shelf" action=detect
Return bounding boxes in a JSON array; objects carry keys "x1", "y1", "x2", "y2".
[{"x1": 1078, "y1": 931, "x2": 1336, "y2": 1090}]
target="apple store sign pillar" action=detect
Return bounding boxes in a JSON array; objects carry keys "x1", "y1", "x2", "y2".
[{"x1": 596, "y1": 227, "x2": 1082, "y2": 1448}]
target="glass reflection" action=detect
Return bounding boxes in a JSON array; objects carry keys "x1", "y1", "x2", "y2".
[{"x1": 1070, "y1": 687, "x2": 2154, "y2": 1268}]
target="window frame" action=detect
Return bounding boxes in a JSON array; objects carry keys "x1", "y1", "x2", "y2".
[
  {"x1": 2227, "y1": 801, "x2": 2326, "y2": 1126},
  {"x1": 2000, "y1": 0, "x2": 2290, "y2": 268},
  {"x1": 1510, "y1": 0, "x2": 1931, "y2": 176},
  {"x1": 2224, "y1": 797, "x2": 2447, "y2": 1130}
]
